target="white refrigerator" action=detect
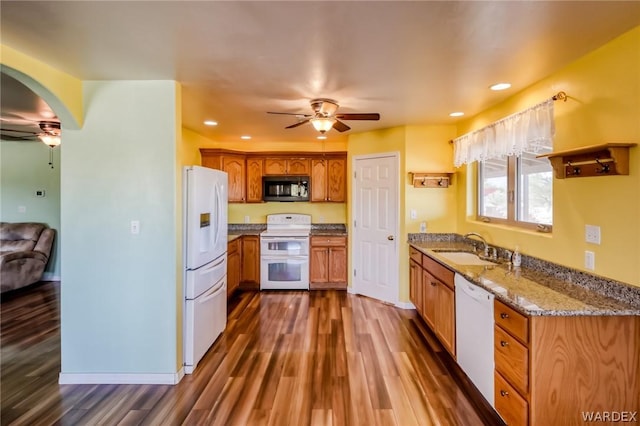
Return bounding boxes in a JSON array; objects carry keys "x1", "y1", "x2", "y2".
[{"x1": 183, "y1": 165, "x2": 228, "y2": 374}]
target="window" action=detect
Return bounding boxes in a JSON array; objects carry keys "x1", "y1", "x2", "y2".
[{"x1": 478, "y1": 147, "x2": 553, "y2": 229}]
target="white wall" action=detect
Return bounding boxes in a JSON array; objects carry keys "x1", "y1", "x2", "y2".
[
  {"x1": 0, "y1": 140, "x2": 61, "y2": 279},
  {"x1": 60, "y1": 81, "x2": 180, "y2": 376}
]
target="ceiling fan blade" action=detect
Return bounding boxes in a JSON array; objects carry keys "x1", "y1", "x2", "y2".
[
  {"x1": 285, "y1": 118, "x2": 311, "y2": 129},
  {"x1": 335, "y1": 113, "x2": 380, "y2": 121},
  {"x1": 0, "y1": 133, "x2": 38, "y2": 141},
  {"x1": 332, "y1": 120, "x2": 351, "y2": 132},
  {"x1": 268, "y1": 111, "x2": 312, "y2": 117},
  {"x1": 0, "y1": 127, "x2": 38, "y2": 134}
]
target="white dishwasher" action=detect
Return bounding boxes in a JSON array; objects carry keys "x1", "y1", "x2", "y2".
[{"x1": 455, "y1": 273, "x2": 495, "y2": 407}]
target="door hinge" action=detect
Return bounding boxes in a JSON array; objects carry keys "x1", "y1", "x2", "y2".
[
  {"x1": 354, "y1": 269, "x2": 357, "y2": 277},
  {"x1": 354, "y1": 219, "x2": 356, "y2": 228},
  {"x1": 354, "y1": 171, "x2": 357, "y2": 179}
]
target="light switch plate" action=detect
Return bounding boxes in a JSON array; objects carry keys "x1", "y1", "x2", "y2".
[
  {"x1": 410, "y1": 209, "x2": 417, "y2": 220},
  {"x1": 130, "y1": 220, "x2": 140, "y2": 235},
  {"x1": 585, "y1": 225, "x2": 601, "y2": 244},
  {"x1": 585, "y1": 250, "x2": 595, "y2": 270}
]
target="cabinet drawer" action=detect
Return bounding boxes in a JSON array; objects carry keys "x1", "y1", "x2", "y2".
[
  {"x1": 495, "y1": 371, "x2": 529, "y2": 426},
  {"x1": 422, "y1": 255, "x2": 454, "y2": 289},
  {"x1": 494, "y1": 300, "x2": 529, "y2": 344},
  {"x1": 311, "y1": 236, "x2": 346, "y2": 247},
  {"x1": 495, "y1": 326, "x2": 529, "y2": 395},
  {"x1": 409, "y1": 246, "x2": 423, "y2": 263}
]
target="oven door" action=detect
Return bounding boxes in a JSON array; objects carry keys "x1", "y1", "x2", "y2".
[
  {"x1": 260, "y1": 236, "x2": 309, "y2": 256},
  {"x1": 260, "y1": 255, "x2": 309, "y2": 290}
]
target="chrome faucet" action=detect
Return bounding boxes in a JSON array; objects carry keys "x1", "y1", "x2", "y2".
[{"x1": 464, "y1": 232, "x2": 489, "y2": 257}]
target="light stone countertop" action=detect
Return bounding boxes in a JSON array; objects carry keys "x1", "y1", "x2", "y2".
[{"x1": 410, "y1": 241, "x2": 640, "y2": 317}]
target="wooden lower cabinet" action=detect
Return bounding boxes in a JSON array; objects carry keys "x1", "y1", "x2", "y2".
[
  {"x1": 493, "y1": 299, "x2": 640, "y2": 425},
  {"x1": 408, "y1": 249, "x2": 456, "y2": 357},
  {"x1": 409, "y1": 259, "x2": 423, "y2": 315},
  {"x1": 240, "y1": 235, "x2": 260, "y2": 289},
  {"x1": 227, "y1": 239, "x2": 241, "y2": 299},
  {"x1": 310, "y1": 236, "x2": 347, "y2": 289}
]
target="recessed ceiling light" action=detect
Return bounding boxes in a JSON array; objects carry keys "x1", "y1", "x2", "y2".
[
  {"x1": 490, "y1": 83, "x2": 511, "y2": 91},
  {"x1": 449, "y1": 112, "x2": 464, "y2": 117},
  {"x1": 317, "y1": 135, "x2": 327, "y2": 140},
  {"x1": 204, "y1": 120, "x2": 218, "y2": 126},
  {"x1": 240, "y1": 135, "x2": 251, "y2": 140}
]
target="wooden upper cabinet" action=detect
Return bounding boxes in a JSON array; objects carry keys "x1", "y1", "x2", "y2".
[
  {"x1": 222, "y1": 155, "x2": 246, "y2": 203},
  {"x1": 264, "y1": 158, "x2": 310, "y2": 175},
  {"x1": 311, "y1": 157, "x2": 346, "y2": 202},
  {"x1": 246, "y1": 157, "x2": 264, "y2": 203},
  {"x1": 327, "y1": 158, "x2": 346, "y2": 202},
  {"x1": 200, "y1": 150, "x2": 246, "y2": 203}
]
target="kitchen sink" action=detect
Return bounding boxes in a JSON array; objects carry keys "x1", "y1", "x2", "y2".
[{"x1": 433, "y1": 251, "x2": 496, "y2": 266}]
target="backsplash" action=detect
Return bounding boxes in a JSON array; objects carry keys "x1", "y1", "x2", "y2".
[{"x1": 408, "y1": 233, "x2": 640, "y2": 308}]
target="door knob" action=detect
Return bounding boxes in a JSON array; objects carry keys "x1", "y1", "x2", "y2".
[{"x1": 387, "y1": 235, "x2": 395, "y2": 241}]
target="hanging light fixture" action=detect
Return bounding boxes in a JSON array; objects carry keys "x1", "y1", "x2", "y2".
[
  {"x1": 310, "y1": 117, "x2": 336, "y2": 133},
  {"x1": 37, "y1": 121, "x2": 61, "y2": 168}
]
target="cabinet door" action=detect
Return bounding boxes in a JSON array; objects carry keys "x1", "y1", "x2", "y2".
[
  {"x1": 240, "y1": 236, "x2": 260, "y2": 285},
  {"x1": 436, "y1": 282, "x2": 456, "y2": 357},
  {"x1": 222, "y1": 155, "x2": 246, "y2": 202},
  {"x1": 264, "y1": 158, "x2": 287, "y2": 175},
  {"x1": 311, "y1": 159, "x2": 328, "y2": 202},
  {"x1": 310, "y1": 247, "x2": 329, "y2": 283},
  {"x1": 327, "y1": 158, "x2": 346, "y2": 202},
  {"x1": 328, "y1": 246, "x2": 347, "y2": 285},
  {"x1": 246, "y1": 157, "x2": 264, "y2": 203},
  {"x1": 201, "y1": 154, "x2": 222, "y2": 170},
  {"x1": 409, "y1": 259, "x2": 422, "y2": 314},
  {"x1": 288, "y1": 158, "x2": 310, "y2": 175},
  {"x1": 227, "y1": 250, "x2": 240, "y2": 298},
  {"x1": 422, "y1": 270, "x2": 437, "y2": 329}
]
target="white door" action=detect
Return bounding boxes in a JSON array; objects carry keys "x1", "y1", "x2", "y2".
[{"x1": 352, "y1": 153, "x2": 399, "y2": 304}]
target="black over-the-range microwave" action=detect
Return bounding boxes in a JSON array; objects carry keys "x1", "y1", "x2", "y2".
[{"x1": 262, "y1": 176, "x2": 310, "y2": 202}]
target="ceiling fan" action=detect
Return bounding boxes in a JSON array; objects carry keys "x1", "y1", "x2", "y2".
[
  {"x1": 268, "y1": 98, "x2": 380, "y2": 133},
  {"x1": 0, "y1": 120, "x2": 61, "y2": 144}
]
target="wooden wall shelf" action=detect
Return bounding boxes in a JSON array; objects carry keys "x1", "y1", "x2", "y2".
[
  {"x1": 409, "y1": 172, "x2": 454, "y2": 188},
  {"x1": 537, "y1": 143, "x2": 637, "y2": 179}
]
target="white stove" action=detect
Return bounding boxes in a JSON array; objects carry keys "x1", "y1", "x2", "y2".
[{"x1": 260, "y1": 214, "x2": 311, "y2": 290}]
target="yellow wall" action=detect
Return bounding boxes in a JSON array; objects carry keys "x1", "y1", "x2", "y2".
[
  {"x1": 1, "y1": 44, "x2": 83, "y2": 128},
  {"x1": 405, "y1": 125, "x2": 458, "y2": 234},
  {"x1": 455, "y1": 26, "x2": 640, "y2": 287}
]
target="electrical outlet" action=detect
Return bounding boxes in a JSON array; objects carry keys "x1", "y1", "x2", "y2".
[
  {"x1": 410, "y1": 209, "x2": 417, "y2": 220},
  {"x1": 419, "y1": 221, "x2": 427, "y2": 233},
  {"x1": 244, "y1": 215, "x2": 250, "y2": 223},
  {"x1": 585, "y1": 225, "x2": 601, "y2": 244},
  {"x1": 585, "y1": 250, "x2": 595, "y2": 270},
  {"x1": 130, "y1": 220, "x2": 140, "y2": 235},
  {"x1": 18, "y1": 206, "x2": 26, "y2": 213}
]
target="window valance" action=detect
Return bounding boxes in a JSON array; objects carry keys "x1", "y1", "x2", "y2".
[{"x1": 453, "y1": 98, "x2": 555, "y2": 167}]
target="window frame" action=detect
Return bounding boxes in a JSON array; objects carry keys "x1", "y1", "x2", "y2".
[{"x1": 477, "y1": 155, "x2": 553, "y2": 232}]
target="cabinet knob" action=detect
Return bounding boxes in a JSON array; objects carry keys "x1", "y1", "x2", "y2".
[
  {"x1": 387, "y1": 235, "x2": 395, "y2": 241},
  {"x1": 500, "y1": 340, "x2": 508, "y2": 347},
  {"x1": 500, "y1": 312, "x2": 509, "y2": 319},
  {"x1": 430, "y1": 281, "x2": 437, "y2": 287},
  {"x1": 500, "y1": 390, "x2": 509, "y2": 397}
]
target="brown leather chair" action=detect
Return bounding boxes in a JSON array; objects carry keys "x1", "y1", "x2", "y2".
[{"x1": 0, "y1": 222, "x2": 55, "y2": 293}]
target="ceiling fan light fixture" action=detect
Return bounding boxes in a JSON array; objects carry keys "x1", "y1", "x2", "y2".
[
  {"x1": 310, "y1": 117, "x2": 336, "y2": 133},
  {"x1": 39, "y1": 134, "x2": 61, "y2": 147}
]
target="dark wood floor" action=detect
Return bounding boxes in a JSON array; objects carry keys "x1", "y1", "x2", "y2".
[{"x1": 1, "y1": 282, "x2": 500, "y2": 426}]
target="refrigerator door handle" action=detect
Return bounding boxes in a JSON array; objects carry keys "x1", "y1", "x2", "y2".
[{"x1": 200, "y1": 278, "x2": 226, "y2": 302}]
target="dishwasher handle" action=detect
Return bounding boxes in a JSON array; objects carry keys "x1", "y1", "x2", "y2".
[{"x1": 456, "y1": 274, "x2": 493, "y2": 302}]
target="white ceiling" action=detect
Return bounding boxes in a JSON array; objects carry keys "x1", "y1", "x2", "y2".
[{"x1": 1, "y1": 1, "x2": 639, "y2": 144}]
